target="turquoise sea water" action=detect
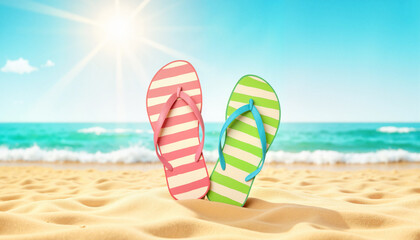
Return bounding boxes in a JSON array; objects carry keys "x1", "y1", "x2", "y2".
[{"x1": 0, "y1": 123, "x2": 419, "y2": 164}]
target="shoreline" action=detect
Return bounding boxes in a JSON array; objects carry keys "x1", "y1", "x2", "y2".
[{"x1": 1, "y1": 160, "x2": 420, "y2": 171}]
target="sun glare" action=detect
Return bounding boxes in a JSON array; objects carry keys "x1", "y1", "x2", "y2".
[
  {"x1": 105, "y1": 15, "x2": 132, "y2": 43},
  {"x1": 22, "y1": 0, "x2": 190, "y2": 119}
]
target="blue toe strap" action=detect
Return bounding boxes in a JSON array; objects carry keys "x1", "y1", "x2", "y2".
[{"x1": 218, "y1": 99, "x2": 267, "y2": 182}]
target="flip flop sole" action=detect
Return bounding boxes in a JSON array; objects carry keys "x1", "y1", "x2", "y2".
[
  {"x1": 207, "y1": 75, "x2": 281, "y2": 206},
  {"x1": 146, "y1": 60, "x2": 210, "y2": 200}
]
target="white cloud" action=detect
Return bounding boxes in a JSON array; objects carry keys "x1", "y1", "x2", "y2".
[
  {"x1": 42, "y1": 59, "x2": 55, "y2": 67},
  {"x1": 1, "y1": 58, "x2": 38, "y2": 74}
]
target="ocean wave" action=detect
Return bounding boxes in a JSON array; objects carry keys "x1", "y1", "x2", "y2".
[
  {"x1": 77, "y1": 127, "x2": 107, "y2": 135},
  {"x1": 0, "y1": 146, "x2": 419, "y2": 164},
  {"x1": 377, "y1": 126, "x2": 417, "y2": 133},
  {"x1": 77, "y1": 127, "x2": 152, "y2": 135},
  {"x1": 0, "y1": 145, "x2": 157, "y2": 163}
]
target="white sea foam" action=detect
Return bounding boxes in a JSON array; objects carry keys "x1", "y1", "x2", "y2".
[
  {"x1": 0, "y1": 145, "x2": 157, "y2": 163},
  {"x1": 1, "y1": 146, "x2": 418, "y2": 164},
  {"x1": 77, "y1": 127, "x2": 107, "y2": 135},
  {"x1": 77, "y1": 127, "x2": 151, "y2": 135},
  {"x1": 114, "y1": 128, "x2": 129, "y2": 133},
  {"x1": 377, "y1": 126, "x2": 417, "y2": 133}
]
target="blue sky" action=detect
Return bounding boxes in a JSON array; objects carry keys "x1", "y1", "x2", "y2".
[{"x1": 0, "y1": 0, "x2": 419, "y2": 122}]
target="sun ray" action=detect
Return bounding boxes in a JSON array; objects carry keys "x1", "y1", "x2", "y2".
[
  {"x1": 122, "y1": 47, "x2": 148, "y2": 86},
  {"x1": 150, "y1": 25, "x2": 202, "y2": 33},
  {"x1": 140, "y1": 37, "x2": 205, "y2": 71},
  {"x1": 0, "y1": 0, "x2": 100, "y2": 26},
  {"x1": 29, "y1": 40, "x2": 108, "y2": 116},
  {"x1": 139, "y1": 37, "x2": 190, "y2": 59},
  {"x1": 140, "y1": 0, "x2": 182, "y2": 23},
  {"x1": 56, "y1": 40, "x2": 108, "y2": 92},
  {"x1": 129, "y1": 0, "x2": 151, "y2": 20},
  {"x1": 115, "y1": 45, "x2": 125, "y2": 121}
]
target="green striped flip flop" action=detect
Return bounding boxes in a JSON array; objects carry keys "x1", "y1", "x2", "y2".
[{"x1": 207, "y1": 75, "x2": 280, "y2": 207}]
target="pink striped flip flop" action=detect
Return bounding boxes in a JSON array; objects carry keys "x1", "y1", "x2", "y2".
[{"x1": 146, "y1": 60, "x2": 210, "y2": 200}]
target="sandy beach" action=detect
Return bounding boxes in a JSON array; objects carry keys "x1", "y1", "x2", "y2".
[{"x1": 1, "y1": 164, "x2": 420, "y2": 240}]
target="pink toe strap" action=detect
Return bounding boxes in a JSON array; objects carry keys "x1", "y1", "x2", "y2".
[{"x1": 153, "y1": 87, "x2": 205, "y2": 171}]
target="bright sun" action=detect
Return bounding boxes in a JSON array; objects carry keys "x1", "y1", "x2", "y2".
[
  {"x1": 21, "y1": 0, "x2": 185, "y2": 120},
  {"x1": 7, "y1": 0, "x2": 193, "y2": 122},
  {"x1": 105, "y1": 15, "x2": 132, "y2": 43}
]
